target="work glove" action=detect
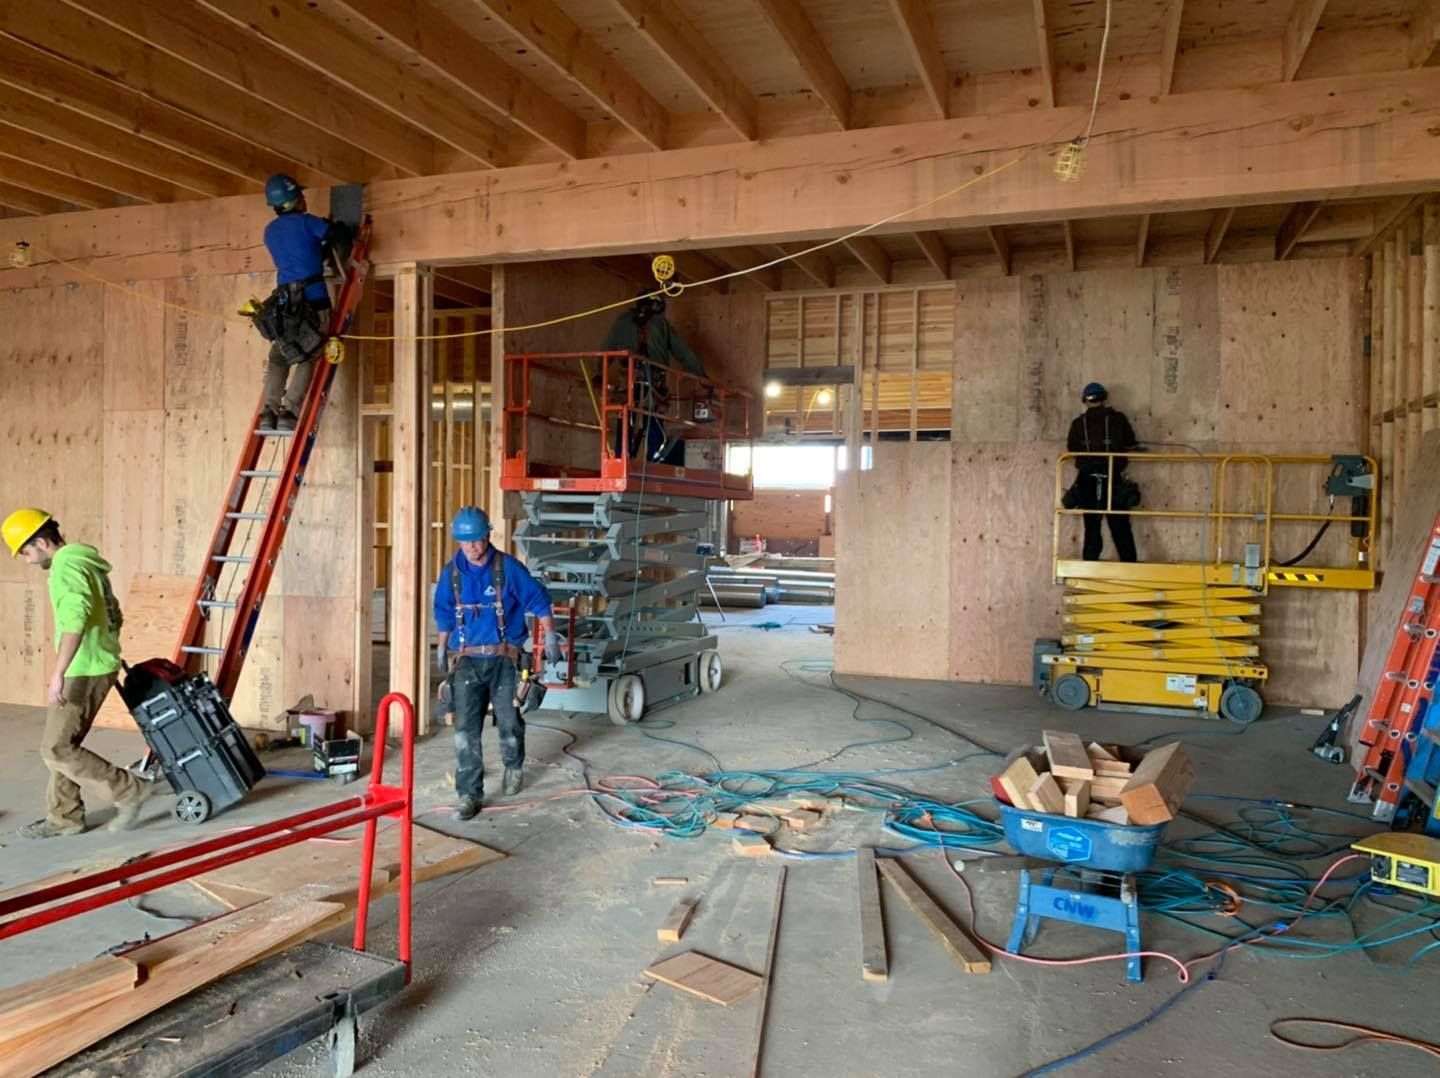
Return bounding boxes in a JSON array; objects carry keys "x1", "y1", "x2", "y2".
[
  {"x1": 544, "y1": 631, "x2": 563, "y2": 664},
  {"x1": 435, "y1": 640, "x2": 448, "y2": 675}
]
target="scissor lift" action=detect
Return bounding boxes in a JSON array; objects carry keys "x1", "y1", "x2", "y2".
[
  {"x1": 501, "y1": 350, "x2": 753, "y2": 723},
  {"x1": 1036, "y1": 452, "x2": 1377, "y2": 722}
]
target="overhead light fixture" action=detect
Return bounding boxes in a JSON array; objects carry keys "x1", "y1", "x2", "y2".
[
  {"x1": 764, "y1": 381, "x2": 782, "y2": 399},
  {"x1": 815, "y1": 389, "x2": 834, "y2": 406}
]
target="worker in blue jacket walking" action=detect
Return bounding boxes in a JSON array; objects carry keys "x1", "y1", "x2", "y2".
[{"x1": 433, "y1": 507, "x2": 560, "y2": 819}]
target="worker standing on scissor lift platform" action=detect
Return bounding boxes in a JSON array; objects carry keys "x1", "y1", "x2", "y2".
[
  {"x1": 434, "y1": 507, "x2": 562, "y2": 820},
  {"x1": 1065, "y1": 382, "x2": 1141, "y2": 563},
  {"x1": 250, "y1": 173, "x2": 354, "y2": 432},
  {"x1": 3, "y1": 508, "x2": 149, "y2": 838},
  {"x1": 601, "y1": 288, "x2": 708, "y2": 465}
]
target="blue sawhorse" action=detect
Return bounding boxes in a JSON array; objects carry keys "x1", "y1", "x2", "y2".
[{"x1": 1006, "y1": 867, "x2": 1144, "y2": 982}]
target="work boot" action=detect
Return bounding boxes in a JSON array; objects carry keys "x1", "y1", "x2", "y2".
[
  {"x1": 258, "y1": 407, "x2": 279, "y2": 431},
  {"x1": 19, "y1": 818, "x2": 85, "y2": 839},
  {"x1": 276, "y1": 410, "x2": 298, "y2": 433},
  {"x1": 503, "y1": 768, "x2": 523, "y2": 796},
  {"x1": 454, "y1": 796, "x2": 481, "y2": 821},
  {"x1": 108, "y1": 784, "x2": 150, "y2": 832}
]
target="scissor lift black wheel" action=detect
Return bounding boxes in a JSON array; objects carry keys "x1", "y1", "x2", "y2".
[
  {"x1": 173, "y1": 790, "x2": 212, "y2": 824},
  {"x1": 1051, "y1": 673, "x2": 1091, "y2": 711}
]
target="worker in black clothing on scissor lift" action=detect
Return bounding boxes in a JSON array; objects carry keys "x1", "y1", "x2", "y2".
[
  {"x1": 1065, "y1": 382, "x2": 1140, "y2": 562},
  {"x1": 601, "y1": 289, "x2": 707, "y2": 465}
]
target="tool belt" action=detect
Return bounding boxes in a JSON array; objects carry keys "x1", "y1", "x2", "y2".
[
  {"x1": 454, "y1": 643, "x2": 519, "y2": 660},
  {"x1": 250, "y1": 280, "x2": 326, "y2": 367}
]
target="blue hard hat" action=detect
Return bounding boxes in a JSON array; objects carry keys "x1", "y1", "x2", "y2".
[
  {"x1": 452, "y1": 506, "x2": 492, "y2": 542},
  {"x1": 264, "y1": 173, "x2": 303, "y2": 209},
  {"x1": 1081, "y1": 382, "x2": 1108, "y2": 402}
]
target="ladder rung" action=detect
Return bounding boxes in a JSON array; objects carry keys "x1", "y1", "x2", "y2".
[
  {"x1": 180, "y1": 645, "x2": 225, "y2": 655},
  {"x1": 240, "y1": 469, "x2": 282, "y2": 479},
  {"x1": 211, "y1": 554, "x2": 253, "y2": 564},
  {"x1": 198, "y1": 599, "x2": 237, "y2": 610},
  {"x1": 226, "y1": 512, "x2": 268, "y2": 521},
  {"x1": 256, "y1": 428, "x2": 295, "y2": 438}
]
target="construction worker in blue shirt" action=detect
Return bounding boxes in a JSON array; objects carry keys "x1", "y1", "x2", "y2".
[
  {"x1": 433, "y1": 506, "x2": 561, "y2": 819},
  {"x1": 256, "y1": 173, "x2": 351, "y2": 432}
]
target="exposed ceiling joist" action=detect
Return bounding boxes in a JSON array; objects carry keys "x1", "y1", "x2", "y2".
[
  {"x1": 668, "y1": 250, "x2": 728, "y2": 292},
  {"x1": 608, "y1": 0, "x2": 757, "y2": 141},
  {"x1": 845, "y1": 236, "x2": 892, "y2": 284},
  {"x1": 706, "y1": 246, "x2": 782, "y2": 291},
  {"x1": 752, "y1": 0, "x2": 852, "y2": 129},
  {"x1": 988, "y1": 226, "x2": 1012, "y2": 275},
  {"x1": 1204, "y1": 207, "x2": 1235, "y2": 264},
  {"x1": 0, "y1": 84, "x2": 244, "y2": 197},
  {"x1": 201, "y1": 0, "x2": 525, "y2": 164},
  {"x1": 431, "y1": 274, "x2": 490, "y2": 309},
  {"x1": 1275, "y1": 201, "x2": 1323, "y2": 259},
  {"x1": 1160, "y1": 1, "x2": 1185, "y2": 95},
  {"x1": 11, "y1": 3, "x2": 360, "y2": 183},
  {"x1": 0, "y1": 34, "x2": 310, "y2": 187},
  {"x1": 1062, "y1": 220, "x2": 1076, "y2": 271},
  {"x1": 913, "y1": 232, "x2": 951, "y2": 280},
  {"x1": 72, "y1": 0, "x2": 432, "y2": 177},
  {"x1": 887, "y1": 0, "x2": 949, "y2": 119},
  {"x1": 779, "y1": 244, "x2": 835, "y2": 289},
  {"x1": 0, "y1": 154, "x2": 112, "y2": 209},
  {"x1": 1282, "y1": 0, "x2": 1329, "y2": 81},
  {"x1": 1413, "y1": 0, "x2": 1440, "y2": 67},
  {"x1": 0, "y1": 178, "x2": 74, "y2": 216},
  {"x1": 0, "y1": 124, "x2": 190, "y2": 203},
  {"x1": 436, "y1": 264, "x2": 494, "y2": 292},
  {"x1": 1031, "y1": 0, "x2": 1056, "y2": 108},
  {"x1": 1136, "y1": 215, "x2": 1150, "y2": 267},
  {"x1": 467, "y1": 0, "x2": 669, "y2": 151},
  {"x1": 1352, "y1": 194, "x2": 1427, "y2": 256}
]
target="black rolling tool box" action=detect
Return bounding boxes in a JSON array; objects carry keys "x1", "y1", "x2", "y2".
[{"x1": 119, "y1": 658, "x2": 266, "y2": 824}]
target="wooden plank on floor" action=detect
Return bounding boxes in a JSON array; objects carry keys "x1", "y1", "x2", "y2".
[
  {"x1": 0, "y1": 955, "x2": 141, "y2": 1044},
  {"x1": 876, "y1": 858, "x2": 990, "y2": 974},
  {"x1": 644, "y1": 951, "x2": 762, "y2": 1006},
  {"x1": 856, "y1": 848, "x2": 888, "y2": 982},
  {"x1": 658, "y1": 898, "x2": 698, "y2": 942}
]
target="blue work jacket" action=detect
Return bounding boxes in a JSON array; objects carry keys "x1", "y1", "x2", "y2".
[
  {"x1": 433, "y1": 549, "x2": 552, "y2": 649},
  {"x1": 264, "y1": 211, "x2": 331, "y2": 304}
]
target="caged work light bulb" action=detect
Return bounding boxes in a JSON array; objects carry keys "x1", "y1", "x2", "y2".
[{"x1": 1054, "y1": 139, "x2": 1086, "y2": 182}]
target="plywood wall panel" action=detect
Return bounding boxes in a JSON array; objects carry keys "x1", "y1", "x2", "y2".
[
  {"x1": 0, "y1": 579, "x2": 49, "y2": 704},
  {"x1": 953, "y1": 277, "x2": 1020, "y2": 442},
  {"x1": 103, "y1": 283, "x2": 165, "y2": 412},
  {"x1": 103, "y1": 409, "x2": 166, "y2": 600}
]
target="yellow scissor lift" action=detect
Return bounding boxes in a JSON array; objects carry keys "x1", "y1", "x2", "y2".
[{"x1": 1035, "y1": 452, "x2": 1377, "y2": 723}]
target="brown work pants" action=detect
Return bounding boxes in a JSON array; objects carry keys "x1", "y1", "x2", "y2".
[
  {"x1": 262, "y1": 353, "x2": 315, "y2": 416},
  {"x1": 41, "y1": 674, "x2": 142, "y2": 828}
]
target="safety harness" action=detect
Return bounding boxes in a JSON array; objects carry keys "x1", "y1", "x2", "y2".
[{"x1": 449, "y1": 552, "x2": 518, "y2": 661}]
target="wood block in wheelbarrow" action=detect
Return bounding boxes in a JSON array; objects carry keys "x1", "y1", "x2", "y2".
[{"x1": 1120, "y1": 742, "x2": 1194, "y2": 824}]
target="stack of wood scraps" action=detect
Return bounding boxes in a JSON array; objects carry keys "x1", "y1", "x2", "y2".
[{"x1": 993, "y1": 731, "x2": 1195, "y2": 827}]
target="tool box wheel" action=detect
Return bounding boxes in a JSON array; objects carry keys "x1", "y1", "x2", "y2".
[
  {"x1": 698, "y1": 649, "x2": 723, "y2": 694},
  {"x1": 607, "y1": 674, "x2": 646, "y2": 726},
  {"x1": 173, "y1": 790, "x2": 212, "y2": 824},
  {"x1": 1220, "y1": 683, "x2": 1263, "y2": 725},
  {"x1": 1051, "y1": 674, "x2": 1091, "y2": 711}
]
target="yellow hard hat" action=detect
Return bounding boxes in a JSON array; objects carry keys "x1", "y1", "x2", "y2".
[{"x1": 3, "y1": 508, "x2": 51, "y2": 557}]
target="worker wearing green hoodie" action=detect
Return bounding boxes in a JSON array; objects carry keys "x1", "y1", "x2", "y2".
[{"x1": 2, "y1": 508, "x2": 147, "y2": 838}]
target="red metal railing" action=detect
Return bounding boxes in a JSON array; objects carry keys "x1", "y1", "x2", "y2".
[
  {"x1": 0, "y1": 693, "x2": 416, "y2": 982},
  {"x1": 500, "y1": 350, "x2": 754, "y2": 499}
]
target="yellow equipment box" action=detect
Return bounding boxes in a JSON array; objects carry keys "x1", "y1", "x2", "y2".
[{"x1": 1352, "y1": 833, "x2": 1440, "y2": 898}]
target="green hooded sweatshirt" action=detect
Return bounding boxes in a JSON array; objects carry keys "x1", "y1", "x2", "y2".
[{"x1": 48, "y1": 544, "x2": 124, "y2": 677}]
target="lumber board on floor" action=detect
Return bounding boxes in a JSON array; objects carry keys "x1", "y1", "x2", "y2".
[
  {"x1": 658, "y1": 898, "x2": 698, "y2": 942},
  {"x1": 856, "y1": 848, "x2": 888, "y2": 982},
  {"x1": 644, "y1": 951, "x2": 762, "y2": 1005},
  {"x1": 876, "y1": 859, "x2": 990, "y2": 974},
  {"x1": 0, "y1": 955, "x2": 141, "y2": 1043}
]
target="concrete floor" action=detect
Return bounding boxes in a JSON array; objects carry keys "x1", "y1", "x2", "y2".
[{"x1": 2, "y1": 613, "x2": 1437, "y2": 1076}]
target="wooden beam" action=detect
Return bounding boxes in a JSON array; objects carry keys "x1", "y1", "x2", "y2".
[
  {"x1": 69, "y1": 0, "x2": 433, "y2": 176},
  {"x1": 1064, "y1": 220, "x2": 1077, "y2": 270},
  {"x1": 432, "y1": 273, "x2": 490, "y2": 309},
  {"x1": 607, "y1": 0, "x2": 756, "y2": 141},
  {"x1": 706, "y1": 246, "x2": 782, "y2": 291},
  {"x1": 1282, "y1": 0, "x2": 1329, "y2": 81},
  {"x1": 468, "y1": 0, "x2": 667, "y2": 151},
  {"x1": 0, "y1": 124, "x2": 189, "y2": 203},
  {"x1": 0, "y1": 179, "x2": 72, "y2": 216},
  {"x1": 1204, "y1": 206, "x2": 1235, "y2": 263},
  {"x1": 914, "y1": 231, "x2": 951, "y2": 280},
  {"x1": 0, "y1": 154, "x2": 113, "y2": 209},
  {"x1": 0, "y1": 34, "x2": 311, "y2": 187},
  {"x1": 0, "y1": 84, "x2": 244, "y2": 197},
  {"x1": 752, "y1": 0, "x2": 851, "y2": 129},
  {"x1": 200, "y1": 0, "x2": 531, "y2": 163},
  {"x1": 1160, "y1": 0, "x2": 1184, "y2": 95},
  {"x1": 1413, "y1": 0, "x2": 1440, "y2": 68},
  {"x1": 887, "y1": 0, "x2": 948, "y2": 120},
  {"x1": 1353, "y1": 195, "x2": 1427, "y2": 256},
  {"x1": 845, "y1": 236, "x2": 892, "y2": 285},
  {"x1": 669, "y1": 249, "x2": 728, "y2": 292},
  {"x1": 1032, "y1": 0, "x2": 1056, "y2": 108},
  {"x1": 988, "y1": 226, "x2": 1011, "y2": 275},
  {"x1": 6, "y1": 3, "x2": 359, "y2": 183},
  {"x1": 436, "y1": 263, "x2": 494, "y2": 292},
  {"x1": 779, "y1": 244, "x2": 835, "y2": 289},
  {"x1": 765, "y1": 365, "x2": 854, "y2": 386},
  {"x1": 1275, "y1": 200, "x2": 1323, "y2": 259},
  {"x1": 1135, "y1": 214, "x2": 1150, "y2": 267},
  {"x1": 876, "y1": 858, "x2": 990, "y2": 974},
  {"x1": 855, "y1": 848, "x2": 887, "y2": 982}
]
